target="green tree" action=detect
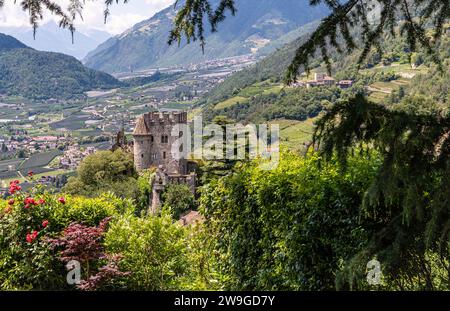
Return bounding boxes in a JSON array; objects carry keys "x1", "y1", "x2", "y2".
[
  {"x1": 63, "y1": 150, "x2": 139, "y2": 200},
  {"x1": 313, "y1": 94, "x2": 450, "y2": 289},
  {"x1": 200, "y1": 151, "x2": 378, "y2": 290},
  {"x1": 104, "y1": 211, "x2": 189, "y2": 290},
  {"x1": 162, "y1": 184, "x2": 196, "y2": 219}
]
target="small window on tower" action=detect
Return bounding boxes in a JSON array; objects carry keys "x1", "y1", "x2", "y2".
[
  {"x1": 163, "y1": 151, "x2": 166, "y2": 159},
  {"x1": 141, "y1": 154, "x2": 144, "y2": 158},
  {"x1": 161, "y1": 135, "x2": 168, "y2": 144},
  {"x1": 179, "y1": 131, "x2": 183, "y2": 137},
  {"x1": 150, "y1": 135, "x2": 154, "y2": 142}
]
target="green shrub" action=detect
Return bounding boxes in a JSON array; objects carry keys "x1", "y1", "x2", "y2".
[
  {"x1": 200, "y1": 151, "x2": 380, "y2": 290},
  {"x1": 162, "y1": 184, "x2": 196, "y2": 219},
  {"x1": 0, "y1": 187, "x2": 134, "y2": 290},
  {"x1": 104, "y1": 210, "x2": 190, "y2": 290}
]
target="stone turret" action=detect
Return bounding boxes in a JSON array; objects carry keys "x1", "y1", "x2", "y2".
[{"x1": 133, "y1": 111, "x2": 188, "y2": 174}]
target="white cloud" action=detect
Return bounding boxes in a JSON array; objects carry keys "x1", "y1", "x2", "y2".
[{"x1": 0, "y1": 0, "x2": 174, "y2": 34}]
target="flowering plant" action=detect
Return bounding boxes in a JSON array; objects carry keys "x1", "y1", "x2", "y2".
[{"x1": 0, "y1": 174, "x2": 134, "y2": 290}]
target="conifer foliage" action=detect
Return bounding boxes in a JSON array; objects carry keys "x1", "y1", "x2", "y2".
[{"x1": 313, "y1": 95, "x2": 450, "y2": 288}]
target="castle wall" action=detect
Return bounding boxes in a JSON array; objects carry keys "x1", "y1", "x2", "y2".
[
  {"x1": 133, "y1": 111, "x2": 188, "y2": 174},
  {"x1": 134, "y1": 135, "x2": 152, "y2": 171}
]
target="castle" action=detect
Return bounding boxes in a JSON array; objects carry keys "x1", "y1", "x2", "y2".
[{"x1": 133, "y1": 111, "x2": 196, "y2": 213}]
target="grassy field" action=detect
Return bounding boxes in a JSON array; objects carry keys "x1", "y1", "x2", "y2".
[
  {"x1": 364, "y1": 62, "x2": 429, "y2": 101},
  {"x1": 214, "y1": 82, "x2": 284, "y2": 110},
  {"x1": 270, "y1": 117, "x2": 317, "y2": 152},
  {"x1": 362, "y1": 63, "x2": 429, "y2": 75},
  {"x1": 0, "y1": 159, "x2": 24, "y2": 172},
  {"x1": 214, "y1": 96, "x2": 249, "y2": 110}
]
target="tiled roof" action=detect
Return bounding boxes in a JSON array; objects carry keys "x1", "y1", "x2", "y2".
[{"x1": 133, "y1": 116, "x2": 150, "y2": 135}]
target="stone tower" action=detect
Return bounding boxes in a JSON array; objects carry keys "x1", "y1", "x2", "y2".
[{"x1": 133, "y1": 111, "x2": 188, "y2": 175}]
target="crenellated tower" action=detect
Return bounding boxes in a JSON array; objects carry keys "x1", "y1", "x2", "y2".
[{"x1": 133, "y1": 111, "x2": 188, "y2": 175}]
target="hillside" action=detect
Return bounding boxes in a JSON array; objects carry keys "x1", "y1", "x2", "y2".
[
  {"x1": 200, "y1": 25, "x2": 449, "y2": 132},
  {"x1": 0, "y1": 33, "x2": 122, "y2": 100},
  {"x1": 83, "y1": 0, "x2": 328, "y2": 73},
  {"x1": 0, "y1": 33, "x2": 28, "y2": 50}
]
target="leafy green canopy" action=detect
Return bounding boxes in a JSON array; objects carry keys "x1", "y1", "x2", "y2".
[
  {"x1": 314, "y1": 94, "x2": 450, "y2": 254},
  {"x1": 200, "y1": 151, "x2": 449, "y2": 290}
]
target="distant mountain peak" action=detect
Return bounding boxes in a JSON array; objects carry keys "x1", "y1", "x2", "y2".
[{"x1": 83, "y1": 0, "x2": 328, "y2": 74}]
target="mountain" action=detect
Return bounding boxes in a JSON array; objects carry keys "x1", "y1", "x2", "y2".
[
  {"x1": 83, "y1": 0, "x2": 328, "y2": 73},
  {"x1": 0, "y1": 33, "x2": 121, "y2": 100},
  {"x1": 0, "y1": 22, "x2": 112, "y2": 60},
  {"x1": 0, "y1": 33, "x2": 29, "y2": 50}
]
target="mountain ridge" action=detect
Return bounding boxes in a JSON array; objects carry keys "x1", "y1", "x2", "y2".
[
  {"x1": 0, "y1": 33, "x2": 121, "y2": 100},
  {"x1": 83, "y1": 0, "x2": 328, "y2": 73}
]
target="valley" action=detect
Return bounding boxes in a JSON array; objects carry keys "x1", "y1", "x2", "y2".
[{"x1": 0, "y1": 53, "x2": 258, "y2": 190}]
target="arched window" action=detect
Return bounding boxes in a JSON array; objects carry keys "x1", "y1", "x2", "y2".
[{"x1": 161, "y1": 135, "x2": 168, "y2": 144}]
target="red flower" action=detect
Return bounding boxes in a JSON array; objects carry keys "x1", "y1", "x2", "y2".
[
  {"x1": 8, "y1": 199, "x2": 14, "y2": 205},
  {"x1": 24, "y1": 197, "x2": 37, "y2": 205},
  {"x1": 24, "y1": 203, "x2": 31, "y2": 209},
  {"x1": 26, "y1": 230, "x2": 39, "y2": 243},
  {"x1": 27, "y1": 171, "x2": 33, "y2": 177},
  {"x1": 42, "y1": 220, "x2": 49, "y2": 228},
  {"x1": 38, "y1": 199, "x2": 45, "y2": 205},
  {"x1": 9, "y1": 181, "x2": 21, "y2": 194},
  {"x1": 58, "y1": 197, "x2": 66, "y2": 204}
]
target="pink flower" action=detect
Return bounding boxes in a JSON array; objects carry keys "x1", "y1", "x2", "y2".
[
  {"x1": 8, "y1": 199, "x2": 14, "y2": 205},
  {"x1": 42, "y1": 220, "x2": 49, "y2": 228},
  {"x1": 38, "y1": 199, "x2": 45, "y2": 205},
  {"x1": 27, "y1": 171, "x2": 33, "y2": 177},
  {"x1": 58, "y1": 197, "x2": 66, "y2": 204}
]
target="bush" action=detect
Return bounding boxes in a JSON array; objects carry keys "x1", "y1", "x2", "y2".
[
  {"x1": 0, "y1": 184, "x2": 134, "y2": 290},
  {"x1": 162, "y1": 184, "x2": 196, "y2": 219},
  {"x1": 63, "y1": 149, "x2": 137, "y2": 197},
  {"x1": 104, "y1": 211, "x2": 190, "y2": 290},
  {"x1": 200, "y1": 151, "x2": 380, "y2": 290}
]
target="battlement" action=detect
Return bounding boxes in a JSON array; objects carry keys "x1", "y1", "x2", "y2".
[{"x1": 143, "y1": 111, "x2": 187, "y2": 125}]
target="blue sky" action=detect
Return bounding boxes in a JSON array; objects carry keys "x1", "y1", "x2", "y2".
[{"x1": 0, "y1": 0, "x2": 174, "y2": 34}]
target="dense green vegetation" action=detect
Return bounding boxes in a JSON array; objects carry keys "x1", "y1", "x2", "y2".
[
  {"x1": 0, "y1": 33, "x2": 121, "y2": 100},
  {"x1": 62, "y1": 150, "x2": 151, "y2": 213},
  {"x1": 2, "y1": 149, "x2": 448, "y2": 290},
  {"x1": 204, "y1": 85, "x2": 344, "y2": 123}
]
